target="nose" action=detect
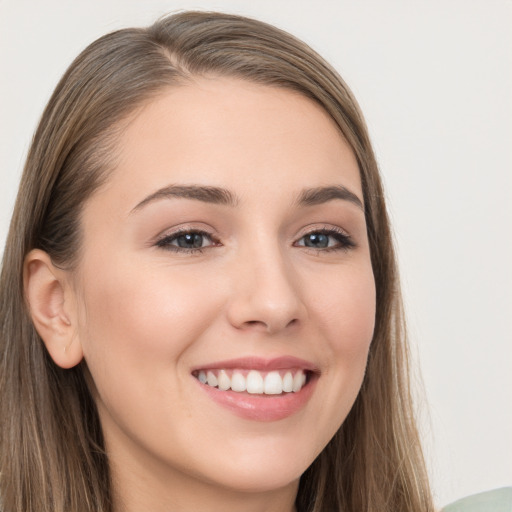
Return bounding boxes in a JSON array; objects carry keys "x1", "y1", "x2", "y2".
[{"x1": 226, "y1": 247, "x2": 306, "y2": 335}]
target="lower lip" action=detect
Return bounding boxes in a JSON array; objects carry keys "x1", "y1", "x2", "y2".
[{"x1": 196, "y1": 376, "x2": 317, "y2": 422}]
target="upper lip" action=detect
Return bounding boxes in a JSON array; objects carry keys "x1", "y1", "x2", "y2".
[{"x1": 191, "y1": 356, "x2": 319, "y2": 373}]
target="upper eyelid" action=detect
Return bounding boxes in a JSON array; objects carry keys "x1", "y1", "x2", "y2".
[
  {"x1": 153, "y1": 224, "x2": 218, "y2": 242},
  {"x1": 295, "y1": 228, "x2": 354, "y2": 243},
  {"x1": 293, "y1": 224, "x2": 352, "y2": 239},
  {"x1": 155, "y1": 225, "x2": 350, "y2": 239}
]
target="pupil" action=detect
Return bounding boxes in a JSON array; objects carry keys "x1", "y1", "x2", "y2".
[
  {"x1": 177, "y1": 233, "x2": 203, "y2": 248},
  {"x1": 305, "y1": 233, "x2": 328, "y2": 248}
]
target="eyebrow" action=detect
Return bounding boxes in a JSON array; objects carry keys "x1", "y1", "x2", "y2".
[
  {"x1": 131, "y1": 184, "x2": 239, "y2": 212},
  {"x1": 131, "y1": 183, "x2": 363, "y2": 213},
  {"x1": 296, "y1": 185, "x2": 364, "y2": 211}
]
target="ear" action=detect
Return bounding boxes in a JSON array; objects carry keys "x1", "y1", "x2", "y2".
[{"x1": 24, "y1": 249, "x2": 83, "y2": 369}]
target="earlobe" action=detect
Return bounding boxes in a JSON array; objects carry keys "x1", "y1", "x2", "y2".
[{"x1": 24, "y1": 249, "x2": 83, "y2": 369}]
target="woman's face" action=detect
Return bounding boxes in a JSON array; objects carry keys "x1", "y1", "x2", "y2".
[{"x1": 72, "y1": 78, "x2": 375, "y2": 503}]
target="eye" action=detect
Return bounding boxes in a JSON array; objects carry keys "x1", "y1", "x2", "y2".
[
  {"x1": 155, "y1": 230, "x2": 217, "y2": 252},
  {"x1": 295, "y1": 228, "x2": 355, "y2": 251}
]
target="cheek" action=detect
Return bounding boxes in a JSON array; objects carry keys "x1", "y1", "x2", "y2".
[
  {"x1": 308, "y1": 261, "x2": 376, "y2": 359},
  {"x1": 76, "y1": 258, "x2": 223, "y2": 385},
  {"x1": 307, "y1": 260, "x2": 374, "y2": 417},
  {"x1": 290, "y1": 260, "x2": 375, "y2": 454}
]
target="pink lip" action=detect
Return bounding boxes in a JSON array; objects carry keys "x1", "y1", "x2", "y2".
[
  {"x1": 192, "y1": 356, "x2": 319, "y2": 373},
  {"x1": 192, "y1": 356, "x2": 319, "y2": 422}
]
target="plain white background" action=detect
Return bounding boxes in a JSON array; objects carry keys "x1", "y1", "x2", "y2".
[{"x1": 1, "y1": 0, "x2": 511, "y2": 507}]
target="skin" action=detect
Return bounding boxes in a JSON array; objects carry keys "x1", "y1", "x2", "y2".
[{"x1": 26, "y1": 78, "x2": 376, "y2": 512}]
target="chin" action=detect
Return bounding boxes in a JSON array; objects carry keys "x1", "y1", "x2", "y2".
[
  {"x1": 211, "y1": 465, "x2": 303, "y2": 495},
  {"x1": 195, "y1": 442, "x2": 314, "y2": 494}
]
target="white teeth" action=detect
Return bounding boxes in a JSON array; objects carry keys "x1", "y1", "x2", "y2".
[
  {"x1": 197, "y1": 369, "x2": 309, "y2": 395},
  {"x1": 264, "y1": 371, "x2": 283, "y2": 394},
  {"x1": 292, "y1": 371, "x2": 303, "y2": 392},
  {"x1": 231, "y1": 371, "x2": 246, "y2": 392},
  {"x1": 206, "y1": 371, "x2": 218, "y2": 387},
  {"x1": 282, "y1": 372, "x2": 293, "y2": 392},
  {"x1": 246, "y1": 370, "x2": 264, "y2": 394},
  {"x1": 217, "y1": 370, "x2": 231, "y2": 391}
]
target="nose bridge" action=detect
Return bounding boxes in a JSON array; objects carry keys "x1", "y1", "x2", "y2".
[{"x1": 226, "y1": 236, "x2": 304, "y2": 334}]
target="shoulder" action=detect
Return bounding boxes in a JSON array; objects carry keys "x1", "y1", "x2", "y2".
[{"x1": 442, "y1": 488, "x2": 512, "y2": 512}]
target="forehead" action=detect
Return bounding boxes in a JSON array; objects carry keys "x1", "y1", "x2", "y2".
[{"x1": 96, "y1": 77, "x2": 362, "y2": 211}]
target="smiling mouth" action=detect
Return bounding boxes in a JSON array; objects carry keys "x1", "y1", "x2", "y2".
[
  {"x1": 192, "y1": 357, "x2": 319, "y2": 421},
  {"x1": 192, "y1": 368, "x2": 310, "y2": 395}
]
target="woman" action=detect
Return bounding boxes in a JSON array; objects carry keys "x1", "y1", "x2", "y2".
[{"x1": 0, "y1": 11, "x2": 432, "y2": 512}]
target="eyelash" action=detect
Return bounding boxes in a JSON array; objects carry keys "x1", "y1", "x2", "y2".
[
  {"x1": 155, "y1": 228, "x2": 220, "y2": 254},
  {"x1": 294, "y1": 227, "x2": 355, "y2": 253},
  {"x1": 155, "y1": 227, "x2": 355, "y2": 254}
]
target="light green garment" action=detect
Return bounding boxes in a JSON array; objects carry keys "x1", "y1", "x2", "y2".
[{"x1": 443, "y1": 488, "x2": 512, "y2": 512}]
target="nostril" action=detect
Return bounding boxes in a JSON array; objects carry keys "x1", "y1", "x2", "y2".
[
  {"x1": 242, "y1": 320, "x2": 270, "y2": 331},
  {"x1": 240, "y1": 317, "x2": 300, "y2": 334}
]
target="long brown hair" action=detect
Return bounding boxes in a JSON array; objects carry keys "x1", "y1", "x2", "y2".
[{"x1": 0, "y1": 11, "x2": 433, "y2": 512}]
